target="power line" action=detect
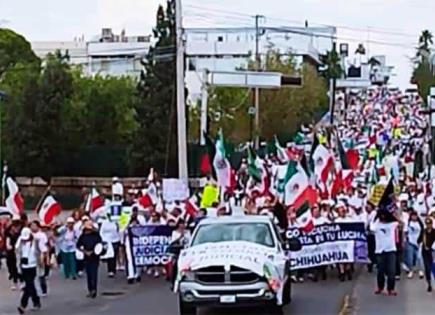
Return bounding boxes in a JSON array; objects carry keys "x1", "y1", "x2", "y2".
[{"x1": 184, "y1": 3, "x2": 423, "y2": 41}]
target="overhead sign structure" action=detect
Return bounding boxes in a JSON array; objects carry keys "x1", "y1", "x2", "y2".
[{"x1": 199, "y1": 70, "x2": 302, "y2": 144}]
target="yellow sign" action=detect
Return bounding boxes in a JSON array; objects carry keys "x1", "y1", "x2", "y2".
[
  {"x1": 369, "y1": 183, "x2": 400, "y2": 206},
  {"x1": 201, "y1": 184, "x2": 219, "y2": 208}
]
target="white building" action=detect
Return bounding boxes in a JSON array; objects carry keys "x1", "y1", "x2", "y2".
[
  {"x1": 31, "y1": 39, "x2": 87, "y2": 65},
  {"x1": 184, "y1": 26, "x2": 336, "y2": 100},
  {"x1": 32, "y1": 28, "x2": 151, "y2": 78}
]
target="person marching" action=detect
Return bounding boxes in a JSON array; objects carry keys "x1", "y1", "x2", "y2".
[
  {"x1": 16, "y1": 227, "x2": 42, "y2": 314},
  {"x1": 418, "y1": 217, "x2": 435, "y2": 292},
  {"x1": 77, "y1": 220, "x2": 103, "y2": 298},
  {"x1": 99, "y1": 214, "x2": 120, "y2": 278},
  {"x1": 370, "y1": 210, "x2": 399, "y2": 296}
]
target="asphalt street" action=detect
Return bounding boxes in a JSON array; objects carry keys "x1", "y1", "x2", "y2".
[{"x1": 0, "y1": 263, "x2": 433, "y2": 315}]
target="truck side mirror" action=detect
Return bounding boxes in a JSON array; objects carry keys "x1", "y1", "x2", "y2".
[{"x1": 285, "y1": 238, "x2": 302, "y2": 252}]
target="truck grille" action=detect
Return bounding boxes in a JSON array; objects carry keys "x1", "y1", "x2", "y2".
[{"x1": 195, "y1": 266, "x2": 260, "y2": 284}]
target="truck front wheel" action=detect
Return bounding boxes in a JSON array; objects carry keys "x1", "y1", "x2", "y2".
[{"x1": 178, "y1": 296, "x2": 196, "y2": 315}]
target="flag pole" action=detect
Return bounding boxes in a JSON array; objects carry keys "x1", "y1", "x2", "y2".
[{"x1": 34, "y1": 185, "x2": 51, "y2": 214}]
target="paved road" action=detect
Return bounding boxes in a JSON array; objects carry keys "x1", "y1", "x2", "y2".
[{"x1": 0, "y1": 264, "x2": 433, "y2": 315}]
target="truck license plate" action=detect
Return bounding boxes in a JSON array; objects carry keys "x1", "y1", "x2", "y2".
[{"x1": 220, "y1": 295, "x2": 236, "y2": 303}]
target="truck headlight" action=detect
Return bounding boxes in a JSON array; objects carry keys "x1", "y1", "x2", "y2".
[{"x1": 183, "y1": 271, "x2": 195, "y2": 281}]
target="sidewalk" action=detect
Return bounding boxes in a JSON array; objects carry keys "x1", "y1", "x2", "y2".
[{"x1": 351, "y1": 272, "x2": 434, "y2": 315}]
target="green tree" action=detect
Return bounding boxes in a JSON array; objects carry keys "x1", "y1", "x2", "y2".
[
  {"x1": 0, "y1": 28, "x2": 39, "y2": 78},
  {"x1": 320, "y1": 48, "x2": 343, "y2": 80},
  {"x1": 130, "y1": 0, "x2": 178, "y2": 176},
  {"x1": 412, "y1": 30, "x2": 435, "y2": 102},
  {"x1": 417, "y1": 29, "x2": 433, "y2": 59}
]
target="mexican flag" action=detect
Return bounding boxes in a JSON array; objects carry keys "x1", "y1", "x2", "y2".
[
  {"x1": 200, "y1": 132, "x2": 216, "y2": 177},
  {"x1": 284, "y1": 161, "x2": 317, "y2": 209},
  {"x1": 37, "y1": 195, "x2": 61, "y2": 225},
  {"x1": 4, "y1": 177, "x2": 24, "y2": 215},
  {"x1": 213, "y1": 130, "x2": 231, "y2": 188},
  {"x1": 274, "y1": 135, "x2": 289, "y2": 163},
  {"x1": 309, "y1": 133, "x2": 320, "y2": 173},
  {"x1": 312, "y1": 144, "x2": 334, "y2": 184},
  {"x1": 85, "y1": 187, "x2": 105, "y2": 213},
  {"x1": 184, "y1": 196, "x2": 199, "y2": 218},
  {"x1": 295, "y1": 201, "x2": 314, "y2": 232},
  {"x1": 247, "y1": 146, "x2": 262, "y2": 182}
]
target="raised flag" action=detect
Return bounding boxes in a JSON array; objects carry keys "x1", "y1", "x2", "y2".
[
  {"x1": 378, "y1": 178, "x2": 396, "y2": 212},
  {"x1": 284, "y1": 161, "x2": 317, "y2": 208},
  {"x1": 247, "y1": 146, "x2": 261, "y2": 182},
  {"x1": 200, "y1": 133, "x2": 216, "y2": 177},
  {"x1": 309, "y1": 133, "x2": 320, "y2": 173},
  {"x1": 274, "y1": 136, "x2": 289, "y2": 163},
  {"x1": 184, "y1": 196, "x2": 199, "y2": 218},
  {"x1": 138, "y1": 191, "x2": 157, "y2": 208},
  {"x1": 294, "y1": 201, "x2": 314, "y2": 232},
  {"x1": 4, "y1": 177, "x2": 24, "y2": 215},
  {"x1": 37, "y1": 195, "x2": 61, "y2": 225},
  {"x1": 312, "y1": 144, "x2": 334, "y2": 183},
  {"x1": 213, "y1": 130, "x2": 231, "y2": 188},
  {"x1": 85, "y1": 187, "x2": 104, "y2": 212}
]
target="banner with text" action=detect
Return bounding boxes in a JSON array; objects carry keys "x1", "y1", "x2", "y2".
[
  {"x1": 286, "y1": 223, "x2": 368, "y2": 270},
  {"x1": 128, "y1": 225, "x2": 173, "y2": 266}
]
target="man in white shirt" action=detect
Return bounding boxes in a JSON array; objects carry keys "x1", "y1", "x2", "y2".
[
  {"x1": 29, "y1": 221, "x2": 49, "y2": 296},
  {"x1": 16, "y1": 227, "x2": 41, "y2": 314}
]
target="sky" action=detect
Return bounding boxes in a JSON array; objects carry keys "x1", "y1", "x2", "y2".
[{"x1": 1, "y1": 0, "x2": 434, "y2": 88}]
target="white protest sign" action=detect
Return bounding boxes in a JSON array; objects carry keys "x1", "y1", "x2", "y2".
[{"x1": 162, "y1": 178, "x2": 190, "y2": 202}]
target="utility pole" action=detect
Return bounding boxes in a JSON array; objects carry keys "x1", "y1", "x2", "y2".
[
  {"x1": 199, "y1": 69, "x2": 208, "y2": 145},
  {"x1": 175, "y1": 0, "x2": 188, "y2": 180},
  {"x1": 329, "y1": 41, "x2": 337, "y2": 125},
  {"x1": 253, "y1": 14, "x2": 264, "y2": 149}
]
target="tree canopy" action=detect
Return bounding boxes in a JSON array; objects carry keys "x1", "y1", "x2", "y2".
[{"x1": 0, "y1": 28, "x2": 39, "y2": 78}]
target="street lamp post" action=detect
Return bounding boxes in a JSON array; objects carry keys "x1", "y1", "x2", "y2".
[{"x1": 0, "y1": 90, "x2": 5, "y2": 202}]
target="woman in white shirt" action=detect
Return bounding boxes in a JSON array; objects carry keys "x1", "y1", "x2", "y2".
[
  {"x1": 404, "y1": 211, "x2": 424, "y2": 279},
  {"x1": 16, "y1": 228, "x2": 41, "y2": 314},
  {"x1": 370, "y1": 210, "x2": 399, "y2": 296},
  {"x1": 99, "y1": 216, "x2": 120, "y2": 277}
]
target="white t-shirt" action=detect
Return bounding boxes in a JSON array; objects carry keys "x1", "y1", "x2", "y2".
[
  {"x1": 313, "y1": 216, "x2": 330, "y2": 226},
  {"x1": 34, "y1": 231, "x2": 48, "y2": 253},
  {"x1": 370, "y1": 221, "x2": 398, "y2": 254},
  {"x1": 334, "y1": 216, "x2": 352, "y2": 223},
  {"x1": 171, "y1": 230, "x2": 191, "y2": 246},
  {"x1": 16, "y1": 240, "x2": 38, "y2": 269},
  {"x1": 406, "y1": 221, "x2": 422, "y2": 246},
  {"x1": 350, "y1": 212, "x2": 367, "y2": 223},
  {"x1": 100, "y1": 220, "x2": 120, "y2": 243}
]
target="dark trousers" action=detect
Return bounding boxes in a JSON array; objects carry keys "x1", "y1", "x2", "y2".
[
  {"x1": 422, "y1": 250, "x2": 433, "y2": 285},
  {"x1": 85, "y1": 260, "x2": 99, "y2": 293},
  {"x1": 39, "y1": 273, "x2": 47, "y2": 295},
  {"x1": 107, "y1": 242, "x2": 120, "y2": 274},
  {"x1": 76, "y1": 259, "x2": 84, "y2": 274},
  {"x1": 367, "y1": 234, "x2": 376, "y2": 270},
  {"x1": 6, "y1": 251, "x2": 19, "y2": 283},
  {"x1": 395, "y1": 249, "x2": 403, "y2": 276},
  {"x1": 21, "y1": 267, "x2": 40, "y2": 308},
  {"x1": 376, "y1": 251, "x2": 396, "y2": 291}
]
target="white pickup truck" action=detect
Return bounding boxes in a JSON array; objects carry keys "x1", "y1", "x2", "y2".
[{"x1": 174, "y1": 214, "x2": 301, "y2": 315}]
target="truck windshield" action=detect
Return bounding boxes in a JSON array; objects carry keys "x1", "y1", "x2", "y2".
[{"x1": 191, "y1": 223, "x2": 275, "y2": 247}]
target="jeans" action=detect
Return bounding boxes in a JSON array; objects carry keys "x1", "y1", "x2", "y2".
[
  {"x1": 20, "y1": 267, "x2": 40, "y2": 308},
  {"x1": 422, "y1": 250, "x2": 433, "y2": 285},
  {"x1": 405, "y1": 242, "x2": 422, "y2": 271},
  {"x1": 107, "y1": 242, "x2": 120, "y2": 274},
  {"x1": 61, "y1": 251, "x2": 76, "y2": 279},
  {"x1": 376, "y1": 251, "x2": 396, "y2": 291},
  {"x1": 85, "y1": 260, "x2": 99, "y2": 293}
]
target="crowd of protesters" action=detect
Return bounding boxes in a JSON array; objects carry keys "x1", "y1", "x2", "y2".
[{"x1": 1, "y1": 86, "x2": 435, "y2": 314}]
